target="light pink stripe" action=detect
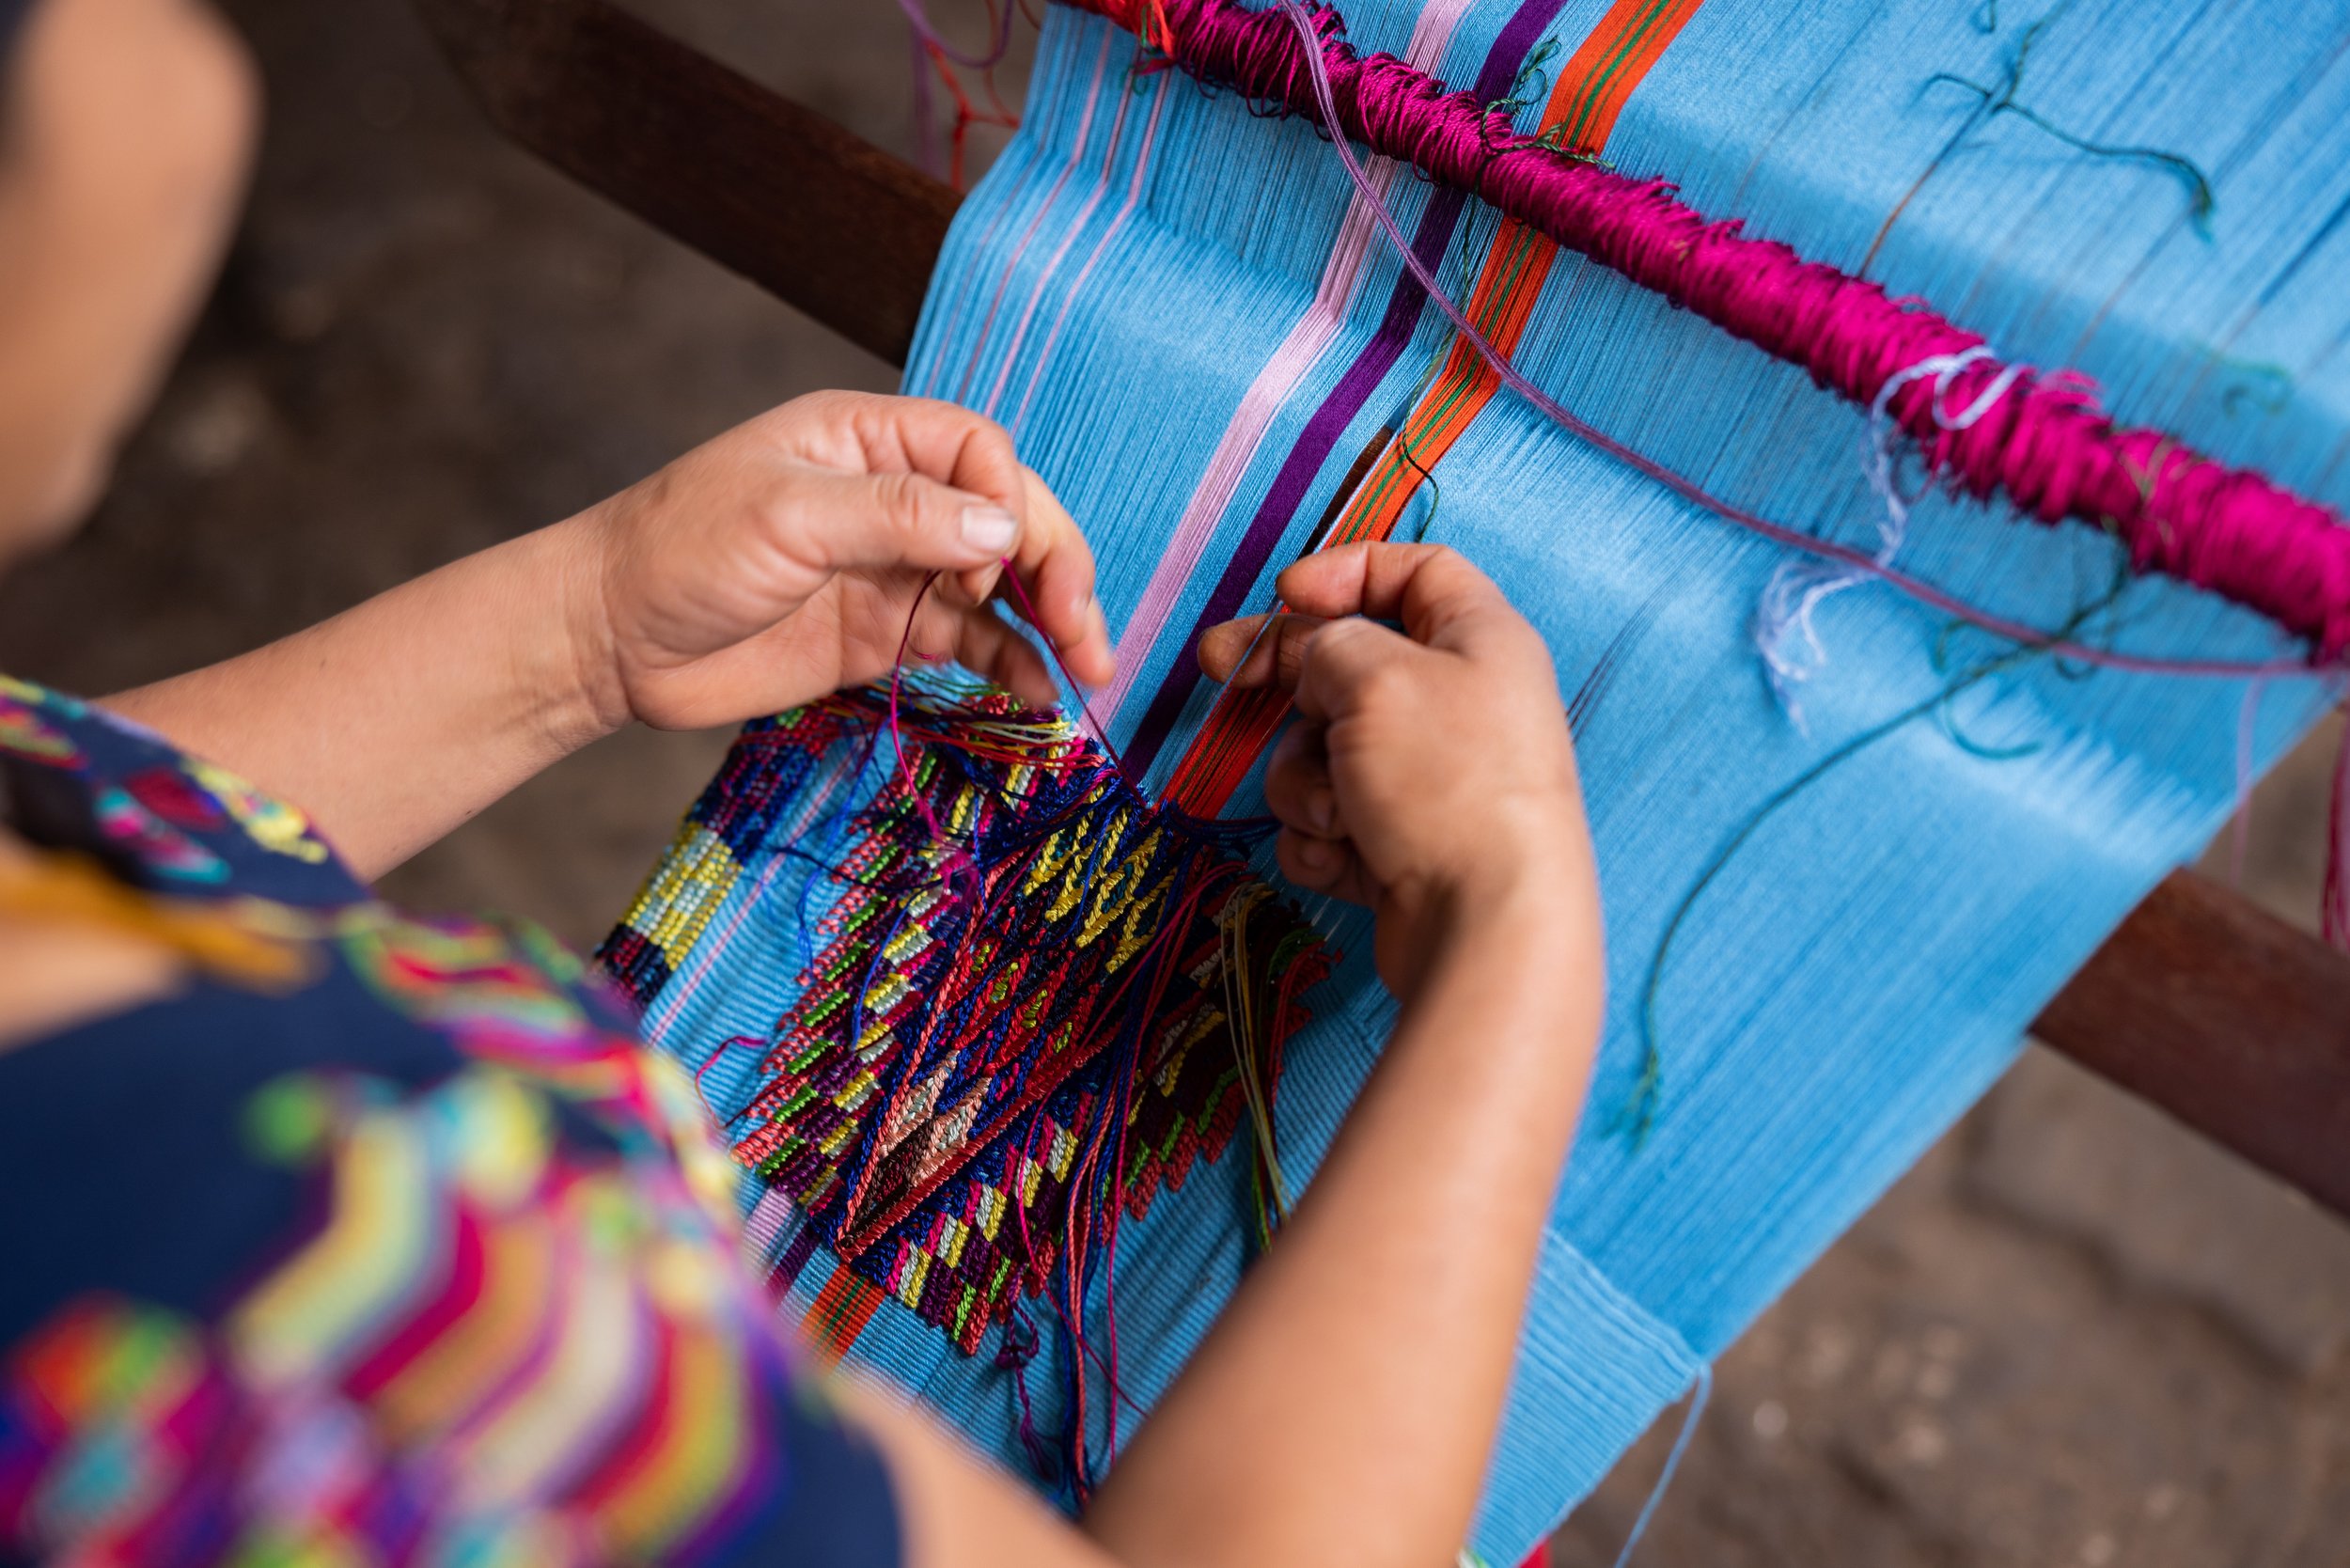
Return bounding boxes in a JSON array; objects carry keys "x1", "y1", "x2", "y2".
[
  {"x1": 1096, "y1": 0, "x2": 1479, "y2": 720},
  {"x1": 744, "y1": 1186, "x2": 799, "y2": 1258},
  {"x1": 943, "y1": 33, "x2": 1117, "y2": 405},
  {"x1": 1003, "y1": 83, "x2": 1176, "y2": 430},
  {"x1": 977, "y1": 74, "x2": 1156, "y2": 417}
]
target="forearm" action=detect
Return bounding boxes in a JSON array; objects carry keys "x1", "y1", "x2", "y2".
[
  {"x1": 1085, "y1": 877, "x2": 1604, "y2": 1568},
  {"x1": 106, "y1": 518, "x2": 612, "y2": 879}
]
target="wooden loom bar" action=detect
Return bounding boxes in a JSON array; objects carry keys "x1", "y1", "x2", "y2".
[
  {"x1": 412, "y1": 0, "x2": 2350, "y2": 1221},
  {"x1": 410, "y1": 0, "x2": 956, "y2": 365}
]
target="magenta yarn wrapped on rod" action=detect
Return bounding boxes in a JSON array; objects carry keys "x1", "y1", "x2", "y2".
[{"x1": 1071, "y1": 0, "x2": 2350, "y2": 655}]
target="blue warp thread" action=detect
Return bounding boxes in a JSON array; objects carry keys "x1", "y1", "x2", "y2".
[{"x1": 626, "y1": 1, "x2": 2350, "y2": 1560}]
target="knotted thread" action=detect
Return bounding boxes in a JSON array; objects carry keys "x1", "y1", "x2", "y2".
[{"x1": 1071, "y1": 0, "x2": 2350, "y2": 654}]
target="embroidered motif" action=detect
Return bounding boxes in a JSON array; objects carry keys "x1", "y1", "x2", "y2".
[
  {"x1": 0, "y1": 692, "x2": 82, "y2": 771},
  {"x1": 92, "y1": 786, "x2": 230, "y2": 885},
  {"x1": 122, "y1": 765, "x2": 228, "y2": 831},
  {"x1": 181, "y1": 759, "x2": 333, "y2": 865},
  {"x1": 603, "y1": 708, "x2": 848, "y2": 1005},
  {"x1": 606, "y1": 682, "x2": 1333, "y2": 1355}
]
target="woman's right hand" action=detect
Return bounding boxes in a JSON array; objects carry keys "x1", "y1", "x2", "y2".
[{"x1": 1197, "y1": 541, "x2": 1595, "y2": 998}]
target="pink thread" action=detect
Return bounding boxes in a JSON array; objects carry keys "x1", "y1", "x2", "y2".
[
  {"x1": 981, "y1": 66, "x2": 1156, "y2": 419},
  {"x1": 899, "y1": 0, "x2": 1021, "y2": 71},
  {"x1": 1007, "y1": 68, "x2": 1176, "y2": 432},
  {"x1": 885, "y1": 572, "x2": 978, "y2": 895},
  {"x1": 1067, "y1": 0, "x2": 2350, "y2": 658},
  {"x1": 950, "y1": 33, "x2": 1120, "y2": 406},
  {"x1": 918, "y1": 31, "x2": 1114, "y2": 397},
  {"x1": 997, "y1": 558, "x2": 1124, "y2": 761},
  {"x1": 1097, "y1": 0, "x2": 1482, "y2": 719},
  {"x1": 1258, "y1": 0, "x2": 2315, "y2": 680}
]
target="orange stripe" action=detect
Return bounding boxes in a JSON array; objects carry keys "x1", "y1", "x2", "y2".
[
  {"x1": 801, "y1": 1267, "x2": 886, "y2": 1361},
  {"x1": 1550, "y1": 0, "x2": 1708, "y2": 154},
  {"x1": 1167, "y1": 0, "x2": 1709, "y2": 817}
]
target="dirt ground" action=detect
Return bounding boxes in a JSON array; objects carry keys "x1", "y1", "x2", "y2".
[{"x1": 2, "y1": 1, "x2": 2343, "y2": 1561}]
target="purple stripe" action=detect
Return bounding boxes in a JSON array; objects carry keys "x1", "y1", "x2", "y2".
[
  {"x1": 771, "y1": 1223, "x2": 823, "y2": 1297},
  {"x1": 1121, "y1": 0, "x2": 1575, "y2": 777}
]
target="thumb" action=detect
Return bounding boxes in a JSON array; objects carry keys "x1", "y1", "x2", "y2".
[{"x1": 787, "y1": 467, "x2": 1025, "y2": 579}]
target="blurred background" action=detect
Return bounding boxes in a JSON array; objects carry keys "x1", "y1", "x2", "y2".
[{"x1": 0, "y1": 1, "x2": 2342, "y2": 1561}]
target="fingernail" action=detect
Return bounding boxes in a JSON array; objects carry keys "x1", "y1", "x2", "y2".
[
  {"x1": 1308, "y1": 790, "x2": 1335, "y2": 836},
  {"x1": 962, "y1": 505, "x2": 1019, "y2": 554},
  {"x1": 1295, "y1": 837, "x2": 1336, "y2": 876}
]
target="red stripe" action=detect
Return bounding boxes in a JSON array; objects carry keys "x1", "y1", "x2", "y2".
[{"x1": 342, "y1": 1205, "x2": 486, "y2": 1401}]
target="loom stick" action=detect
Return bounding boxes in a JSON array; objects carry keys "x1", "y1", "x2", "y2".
[{"x1": 411, "y1": 0, "x2": 2350, "y2": 1222}]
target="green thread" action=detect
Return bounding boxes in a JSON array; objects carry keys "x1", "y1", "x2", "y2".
[
  {"x1": 1925, "y1": 13, "x2": 2216, "y2": 234},
  {"x1": 1486, "y1": 34, "x2": 1560, "y2": 121},
  {"x1": 1621, "y1": 583, "x2": 2127, "y2": 1144},
  {"x1": 2208, "y1": 355, "x2": 2295, "y2": 418}
]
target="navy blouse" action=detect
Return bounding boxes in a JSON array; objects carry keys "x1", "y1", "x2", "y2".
[{"x1": 0, "y1": 676, "x2": 901, "y2": 1566}]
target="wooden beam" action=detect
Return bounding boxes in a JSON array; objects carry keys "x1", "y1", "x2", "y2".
[
  {"x1": 2037, "y1": 870, "x2": 2350, "y2": 1218},
  {"x1": 413, "y1": 0, "x2": 2350, "y2": 1221},
  {"x1": 412, "y1": 0, "x2": 958, "y2": 366}
]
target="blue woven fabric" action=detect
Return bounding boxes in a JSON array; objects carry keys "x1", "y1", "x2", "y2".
[{"x1": 634, "y1": 1, "x2": 2350, "y2": 1558}]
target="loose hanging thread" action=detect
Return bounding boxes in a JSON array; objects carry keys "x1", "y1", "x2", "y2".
[
  {"x1": 903, "y1": 0, "x2": 1029, "y2": 186},
  {"x1": 1068, "y1": 0, "x2": 2350, "y2": 660},
  {"x1": 1756, "y1": 345, "x2": 2026, "y2": 727},
  {"x1": 1245, "y1": 0, "x2": 2326, "y2": 684}
]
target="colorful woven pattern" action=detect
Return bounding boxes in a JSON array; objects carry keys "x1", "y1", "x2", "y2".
[{"x1": 605, "y1": 681, "x2": 1331, "y2": 1356}]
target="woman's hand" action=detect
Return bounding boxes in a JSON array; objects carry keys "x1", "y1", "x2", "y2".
[
  {"x1": 108, "y1": 392, "x2": 1113, "y2": 879},
  {"x1": 566, "y1": 390, "x2": 1115, "y2": 734},
  {"x1": 1198, "y1": 541, "x2": 1593, "y2": 997}
]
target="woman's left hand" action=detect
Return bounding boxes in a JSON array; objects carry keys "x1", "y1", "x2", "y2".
[{"x1": 566, "y1": 390, "x2": 1115, "y2": 734}]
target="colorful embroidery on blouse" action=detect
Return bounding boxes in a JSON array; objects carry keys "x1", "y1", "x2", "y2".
[
  {"x1": 181, "y1": 758, "x2": 334, "y2": 866},
  {"x1": 0, "y1": 672, "x2": 896, "y2": 1564},
  {"x1": 0, "y1": 1061, "x2": 792, "y2": 1567},
  {"x1": 92, "y1": 785, "x2": 231, "y2": 884},
  {"x1": 343, "y1": 910, "x2": 745, "y2": 1229},
  {"x1": 0, "y1": 679, "x2": 356, "y2": 907},
  {"x1": 121, "y1": 764, "x2": 229, "y2": 831},
  {"x1": 0, "y1": 686, "x2": 81, "y2": 770}
]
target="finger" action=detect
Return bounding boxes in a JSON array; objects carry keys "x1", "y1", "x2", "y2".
[
  {"x1": 1196, "y1": 612, "x2": 1333, "y2": 691},
  {"x1": 1273, "y1": 541, "x2": 1522, "y2": 655},
  {"x1": 787, "y1": 467, "x2": 1026, "y2": 578},
  {"x1": 791, "y1": 392, "x2": 1033, "y2": 523},
  {"x1": 951, "y1": 605, "x2": 1059, "y2": 711},
  {"x1": 895, "y1": 596, "x2": 1057, "y2": 709},
  {"x1": 989, "y1": 467, "x2": 1114, "y2": 688},
  {"x1": 1291, "y1": 616, "x2": 1432, "y2": 726},
  {"x1": 785, "y1": 395, "x2": 1111, "y2": 686},
  {"x1": 1262, "y1": 723, "x2": 1340, "y2": 840},
  {"x1": 1276, "y1": 828, "x2": 1377, "y2": 907},
  {"x1": 941, "y1": 558, "x2": 1006, "y2": 610}
]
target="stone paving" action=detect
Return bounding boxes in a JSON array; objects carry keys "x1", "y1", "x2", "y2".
[{"x1": 1, "y1": 1, "x2": 2341, "y2": 1560}]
